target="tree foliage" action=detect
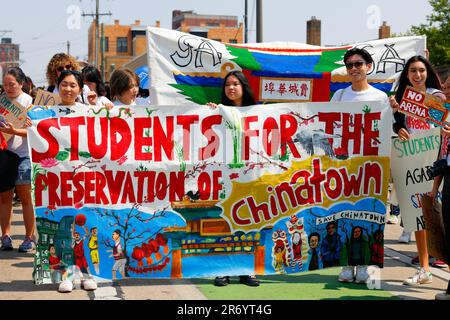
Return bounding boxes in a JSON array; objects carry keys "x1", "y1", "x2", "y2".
[{"x1": 409, "y1": 0, "x2": 450, "y2": 66}]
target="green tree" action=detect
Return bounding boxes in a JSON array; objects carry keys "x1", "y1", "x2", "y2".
[{"x1": 409, "y1": 0, "x2": 450, "y2": 66}]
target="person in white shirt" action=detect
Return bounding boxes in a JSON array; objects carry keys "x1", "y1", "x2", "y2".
[
  {"x1": 51, "y1": 69, "x2": 98, "y2": 294},
  {"x1": 331, "y1": 48, "x2": 389, "y2": 285},
  {"x1": 0, "y1": 67, "x2": 35, "y2": 253},
  {"x1": 45, "y1": 52, "x2": 91, "y2": 104},
  {"x1": 110, "y1": 68, "x2": 149, "y2": 106},
  {"x1": 81, "y1": 65, "x2": 113, "y2": 108}
]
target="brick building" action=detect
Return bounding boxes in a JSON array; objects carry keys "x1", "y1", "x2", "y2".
[
  {"x1": 88, "y1": 19, "x2": 150, "y2": 81},
  {"x1": 172, "y1": 10, "x2": 243, "y2": 43},
  {"x1": 0, "y1": 38, "x2": 20, "y2": 80}
]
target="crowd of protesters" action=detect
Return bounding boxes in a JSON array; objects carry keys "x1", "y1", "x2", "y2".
[{"x1": 0, "y1": 49, "x2": 449, "y2": 299}]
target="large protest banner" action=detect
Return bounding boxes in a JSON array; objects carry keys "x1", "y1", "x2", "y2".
[
  {"x1": 147, "y1": 27, "x2": 425, "y2": 106},
  {"x1": 391, "y1": 128, "x2": 441, "y2": 232},
  {"x1": 28, "y1": 101, "x2": 391, "y2": 283}
]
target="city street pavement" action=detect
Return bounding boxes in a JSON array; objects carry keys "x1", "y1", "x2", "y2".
[{"x1": 1, "y1": 205, "x2": 449, "y2": 300}]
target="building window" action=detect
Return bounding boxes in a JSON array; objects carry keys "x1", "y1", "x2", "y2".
[
  {"x1": 104, "y1": 37, "x2": 109, "y2": 52},
  {"x1": 212, "y1": 38, "x2": 221, "y2": 42},
  {"x1": 229, "y1": 39, "x2": 237, "y2": 44},
  {"x1": 117, "y1": 37, "x2": 128, "y2": 53}
]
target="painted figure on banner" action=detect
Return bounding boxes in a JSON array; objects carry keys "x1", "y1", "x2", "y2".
[
  {"x1": 286, "y1": 215, "x2": 308, "y2": 271},
  {"x1": 110, "y1": 229, "x2": 127, "y2": 281},
  {"x1": 321, "y1": 221, "x2": 342, "y2": 267},
  {"x1": 272, "y1": 229, "x2": 291, "y2": 274},
  {"x1": 85, "y1": 226, "x2": 100, "y2": 274},
  {"x1": 307, "y1": 232, "x2": 322, "y2": 271}
]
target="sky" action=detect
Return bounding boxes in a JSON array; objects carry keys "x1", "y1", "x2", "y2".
[{"x1": 0, "y1": 0, "x2": 434, "y2": 86}]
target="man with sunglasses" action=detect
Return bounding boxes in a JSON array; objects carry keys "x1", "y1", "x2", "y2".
[
  {"x1": 331, "y1": 48, "x2": 389, "y2": 285},
  {"x1": 331, "y1": 48, "x2": 388, "y2": 103}
]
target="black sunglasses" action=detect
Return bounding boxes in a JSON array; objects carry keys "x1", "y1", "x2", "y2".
[
  {"x1": 57, "y1": 64, "x2": 74, "y2": 72},
  {"x1": 345, "y1": 61, "x2": 365, "y2": 70}
]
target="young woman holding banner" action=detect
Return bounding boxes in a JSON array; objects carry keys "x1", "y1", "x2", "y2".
[
  {"x1": 391, "y1": 55, "x2": 446, "y2": 285},
  {"x1": 0, "y1": 67, "x2": 35, "y2": 253},
  {"x1": 207, "y1": 71, "x2": 260, "y2": 287},
  {"x1": 51, "y1": 70, "x2": 98, "y2": 293}
]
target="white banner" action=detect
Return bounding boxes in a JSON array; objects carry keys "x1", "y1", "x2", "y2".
[
  {"x1": 147, "y1": 27, "x2": 425, "y2": 106},
  {"x1": 391, "y1": 128, "x2": 441, "y2": 232}
]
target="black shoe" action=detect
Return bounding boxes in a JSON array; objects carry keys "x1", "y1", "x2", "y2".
[
  {"x1": 214, "y1": 276, "x2": 230, "y2": 287},
  {"x1": 239, "y1": 275, "x2": 260, "y2": 287}
]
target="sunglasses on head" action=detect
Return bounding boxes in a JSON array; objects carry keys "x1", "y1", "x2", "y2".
[
  {"x1": 345, "y1": 61, "x2": 365, "y2": 70},
  {"x1": 60, "y1": 69, "x2": 81, "y2": 76},
  {"x1": 57, "y1": 64, "x2": 74, "y2": 72}
]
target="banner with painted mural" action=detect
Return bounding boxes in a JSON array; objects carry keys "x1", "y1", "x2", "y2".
[
  {"x1": 391, "y1": 128, "x2": 442, "y2": 233},
  {"x1": 146, "y1": 27, "x2": 425, "y2": 106},
  {"x1": 28, "y1": 100, "x2": 391, "y2": 283}
]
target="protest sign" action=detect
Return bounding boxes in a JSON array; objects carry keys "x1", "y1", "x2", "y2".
[
  {"x1": 147, "y1": 27, "x2": 425, "y2": 105},
  {"x1": 391, "y1": 128, "x2": 441, "y2": 232},
  {"x1": 28, "y1": 101, "x2": 391, "y2": 283},
  {"x1": 0, "y1": 94, "x2": 27, "y2": 142},
  {"x1": 398, "y1": 86, "x2": 450, "y2": 129},
  {"x1": 34, "y1": 89, "x2": 61, "y2": 106}
]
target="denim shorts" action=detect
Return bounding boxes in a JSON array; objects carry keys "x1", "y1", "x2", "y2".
[{"x1": 16, "y1": 157, "x2": 31, "y2": 185}]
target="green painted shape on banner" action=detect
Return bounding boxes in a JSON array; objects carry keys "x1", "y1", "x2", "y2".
[
  {"x1": 55, "y1": 151, "x2": 69, "y2": 161},
  {"x1": 226, "y1": 45, "x2": 262, "y2": 71},
  {"x1": 314, "y1": 49, "x2": 347, "y2": 73},
  {"x1": 171, "y1": 84, "x2": 222, "y2": 105}
]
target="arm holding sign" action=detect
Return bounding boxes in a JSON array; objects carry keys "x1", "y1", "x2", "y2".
[{"x1": 0, "y1": 120, "x2": 27, "y2": 138}]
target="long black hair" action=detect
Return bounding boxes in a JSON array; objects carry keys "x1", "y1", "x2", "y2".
[
  {"x1": 82, "y1": 65, "x2": 107, "y2": 97},
  {"x1": 393, "y1": 55, "x2": 443, "y2": 133},
  {"x1": 221, "y1": 71, "x2": 256, "y2": 107},
  {"x1": 394, "y1": 55, "x2": 443, "y2": 103},
  {"x1": 56, "y1": 70, "x2": 85, "y2": 104}
]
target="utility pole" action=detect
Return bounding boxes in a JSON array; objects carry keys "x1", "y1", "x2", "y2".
[
  {"x1": 256, "y1": 0, "x2": 263, "y2": 42},
  {"x1": 244, "y1": 0, "x2": 248, "y2": 43},
  {"x1": 67, "y1": 41, "x2": 70, "y2": 55},
  {"x1": 82, "y1": 0, "x2": 111, "y2": 71}
]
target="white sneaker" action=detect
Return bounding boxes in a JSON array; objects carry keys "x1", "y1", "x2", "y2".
[
  {"x1": 81, "y1": 278, "x2": 98, "y2": 291},
  {"x1": 435, "y1": 292, "x2": 450, "y2": 300},
  {"x1": 58, "y1": 280, "x2": 74, "y2": 293},
  {"x1": 338, "y1": 266, "x2": 355, "y2": 282},
  {"x1": 403, "y1": 268, "x2": 432, "y2": 285},
  {"x1": 355, "y1": 265, "x2": 369, "y2": 284},
  {"x1": 398, "y1": 231, "x2": 412, "y2": 243}
]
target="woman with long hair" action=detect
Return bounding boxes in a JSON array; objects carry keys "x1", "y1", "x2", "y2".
[
  {"x1": 207, "y1": 71, "x2": 260, "y2": 287},
  {"x1": 82, "y1": 65, "x2": 113, "y2": 108},
  {"x1": 391, "y1": 55, "x2": 446, "y2": 286},
  {"x1": 0, "y1": 67, "x2": 35, "y2": 253}
]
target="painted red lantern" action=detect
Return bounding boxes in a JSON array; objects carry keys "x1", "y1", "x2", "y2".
[
  {"x1": 149, "y1": 239, "x2": 160, "y2": 253},
  {"x1": 132, "y1": 247, "x2": 145, "y2": 267},
  {"x1": 75, "y1": 214, "x2": 87, "y2": 226}
]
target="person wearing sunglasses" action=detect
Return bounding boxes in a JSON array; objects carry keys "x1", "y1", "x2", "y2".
[
  {"x1": 331, "y1": 48, "x2": 388, "y2": 103},
  {"x1": 331, "y1": 48, "x2": 389, "y2": 285},
  {"x1": 45, "y1": 53, "x2": 90, "y2": 104}
]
